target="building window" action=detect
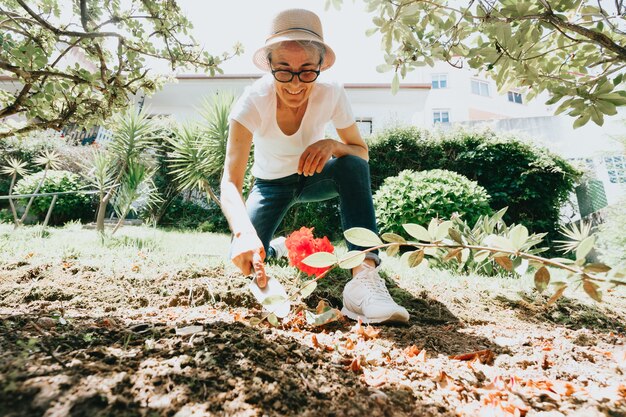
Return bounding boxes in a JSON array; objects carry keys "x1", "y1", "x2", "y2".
[
  {"x1": 433, "y1": 110, "x2": 450, "y2": 124},
  {"x1": 604, "y1": 155, "x2": 626, "y2": 184},
  {"x1": 507, "y1": 91, "x2": 523, "y2": 104},
  {"x1": 431, "y1": 74, "x2": 448, "y2": 89},
  {"x1": 471, "y1": 79, "x2": 490, "y2": 97},
  {"x1": 355, "y1": 118, "x2": 373, "y2": 136}
]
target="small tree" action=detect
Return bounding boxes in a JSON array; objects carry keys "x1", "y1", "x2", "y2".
[
  {"x1": 83, "y1": 107, "x2": 156, "y2": 233},
  {"x1": 335, "y1": 0, "x2": 626, "y2": 127},
  {"x1": 16, "y1": 150, "x2": 60, "y2": 226}
]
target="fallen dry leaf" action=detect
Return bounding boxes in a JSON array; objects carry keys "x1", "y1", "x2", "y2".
[
  {"x1": 348, "y1": 357, "x2": 362, "y2": 373},
  {"x1": 434, "y1": 371, "x2": 463, "y2": 392},
  {"x1": 450, "y1": 349, "x2": 495, "y2": 365},
  {"x1": 311, "y1": 334, "x2": 334, "y2": 352},
  {"x1": 363, "y1": 367, "x2": 387, "y2": 387},
  {"x1": 344, "y1": 338, "x2": 356, "y2": 350},
  {"x1": 131, "y1": 263, "x2": 141, "y2": 272},
  {"x1": 404, "y1": 345, "x2": 421, "y2": 358},
  {"x1": 351, "y1": 319, "x2": 381, "y2": 341}
]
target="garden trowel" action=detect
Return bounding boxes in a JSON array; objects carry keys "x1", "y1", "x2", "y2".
[{"x1": 248, "y1": 264, "x2": 291, "y2": 318}]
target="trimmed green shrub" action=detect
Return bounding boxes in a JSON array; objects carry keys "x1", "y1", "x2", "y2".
[
  {"x1": 368, "y1": 126, "x2": 581, "y2": 239},
  {"x1": 374, "y1": 169, "x2": 493, "y2": 234},
  {"x1": 13, "y1": 170, "x2": 95, "y2": 225},
  {"x1": 596, "y1": 197, "x2": 626, "y2": 266}
]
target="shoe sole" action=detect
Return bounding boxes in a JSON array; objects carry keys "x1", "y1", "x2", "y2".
[{"x1": 341, "y1": 307, "x2": 409, "y2": 324}]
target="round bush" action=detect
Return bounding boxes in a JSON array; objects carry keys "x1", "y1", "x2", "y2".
[
  {"x1": 13, "y1": 170, "x2": 95, "y2": 225},
  {"x1": 374, "y1": 169, "x2": 493, "y2": 234}
]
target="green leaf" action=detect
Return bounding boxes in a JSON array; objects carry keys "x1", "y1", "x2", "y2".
[
  {"x1": 550, "y1": 257, "x2": 576, "y2": 265},
  {"x1": 299, "y1": 281, "x2": 317, "y2": 299},
  {"x1": 435, "y1": 220, "x2": 453, "y2": 241},
  {"x1": 302, "y1": 251, "x2": 337, "y2": 268},
  {"x1": 473, "y1": 250, "x2": 490, "y2": 263},
  {"x1": 448, "y1": 228, "x2": 464, "y2": 244},
  {"x1": 267, "y1": 313, "x2": 279, "y2": 327},
  {"x1": 509, "y1": 224, "x2": 529, "y2": 250},
  {"x1": 305, "y1": 309, "x2": 341, "y2": 326},
  {"x1": 407, "y1": 250, "x2": 425, "y2": 267},
  {"x1": 575, "y1": 236, "x2": 595, "y2": 261},
  {"x1": 262, "y1": 295, "x2": 287, "y2": 307},
  {"x1": 534, "y1": 266, "x2": 550, "y2": 293},
  {"x1": 485, "y1": 235, "x2": 515, "y2": 251},
  {"x1": 514, "y1": 258, "x2": 529, "y2": 275},
  {"x1": 249, "y1": 317, "x2": 262, "y2": 326},
  {"x1": 338, "y1": 251, "x2": 367, "y2": 269},
  {"x1": 427, "y1": 218, "x2": 439, "y2": 239},
  {"x1": 382, "y1": 232, "x2": 406, "y2": 243},
  {"x1": 584, "y1": 263, "x2": 611, "y2": 273},
  {"x1": 391, "y1": 73, "x2": 399, "y2": 95},
  {"x1": 402, "y1": 223, "x2": 431, "y2": 242},
  {"x1": 386, "y1": 243, "x2": 400, "y2": 257},
  {"x1": 344, "y1": 227, "x2": 383, "y2": 247}
]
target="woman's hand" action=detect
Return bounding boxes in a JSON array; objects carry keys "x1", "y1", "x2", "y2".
[
  {"x1": 298, "y1": 139, "x2": 336, "y2": 176},
  {"x1": 231, "y1": 232, "x2": 268, "y2": 288}
]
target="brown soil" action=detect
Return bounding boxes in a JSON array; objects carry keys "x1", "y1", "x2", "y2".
[{"x1": 1, "y1": 261, "x2": 625, "y2": 417}]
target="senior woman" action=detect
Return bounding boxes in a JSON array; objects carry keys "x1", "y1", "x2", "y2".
[{"x1": 220, "y1": 9, "x2": 409, "y2": 324}]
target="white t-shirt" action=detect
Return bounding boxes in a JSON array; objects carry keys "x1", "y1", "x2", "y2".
[{"x1": 228, "y1": 74, "x2": 355, "y2": 180}]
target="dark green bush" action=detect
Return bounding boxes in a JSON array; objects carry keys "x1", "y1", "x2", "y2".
[
  {"x1": 374, "y1": 169, "x2": 493, "y2": 234},
  {"x1": 152, "y1": 196, "x2": 229, "y2": 232},
  {"x1": 278, "y1": 200, "x2": 343, "y2": 241},
  {"x1": 13, "y1": 170, "x2": 95, "y2": 225},
  {"x1": 368, "y1": 126, "x2": 581, "y2": 239}
]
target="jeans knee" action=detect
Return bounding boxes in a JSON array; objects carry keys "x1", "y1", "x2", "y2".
[{"x1": 334, "y1": 155, "x2": 369, "y2": 175}]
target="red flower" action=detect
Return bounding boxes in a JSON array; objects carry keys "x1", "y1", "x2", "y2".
[{"x1": 285, "y1": 227, "x2": 334, "y2": 277}]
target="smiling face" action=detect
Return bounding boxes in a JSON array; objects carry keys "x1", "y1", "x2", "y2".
[{"x1": 269, "y1": 42, "x2": 321, "y2": 110}]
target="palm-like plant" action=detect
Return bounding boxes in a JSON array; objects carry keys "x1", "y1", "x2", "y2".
[
  {"x1": 92, "y1": 107, "x2": 156, "y2": 233},
  {"x1": 166, "y1": 92, "x2": 238, "y2": 206},
  {"x1": 18, "y1": 150, "x2": 61, "y2": 226},
  {"x1": 1, "y1": 157, "x2": 29, "y2": 227},
  {"x1": 111, "y1": 160, "x2": 160, "y2": 234},
  {"x1": 555, "y1": 220, "x2": 594, "y2": 254}
]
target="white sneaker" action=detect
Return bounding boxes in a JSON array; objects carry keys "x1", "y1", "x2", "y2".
[
  {"x1": 270, "y1": 236, "x2": 288, "y2": 259},
  {"x1": 342, "y1": 264, "x2": 410, "y2": 324}
]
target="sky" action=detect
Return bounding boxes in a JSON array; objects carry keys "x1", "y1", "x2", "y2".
[{"x1": 173, "y1": 0, "x2": 395, "y2": 83}]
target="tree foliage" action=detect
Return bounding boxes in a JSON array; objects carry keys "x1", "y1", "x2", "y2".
[
  {"x1": 333, "y1": 0, "x2": 626, "y2": 127},
  {"x1": 0, "y1": 0, "x2": 242, "y2": 138}
]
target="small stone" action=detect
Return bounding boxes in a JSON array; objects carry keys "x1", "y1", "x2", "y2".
[{"x1": 36, "y1": 317, "x2": 57, "y2": 329}]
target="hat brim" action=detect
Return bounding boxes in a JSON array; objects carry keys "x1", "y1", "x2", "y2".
[{"x1": 252, "y1": 31, "x2": 336, "y2": 72}]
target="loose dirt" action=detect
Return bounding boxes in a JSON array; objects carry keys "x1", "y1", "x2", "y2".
[{"x1": 1, "y1": 260, "x2": 625, "y2": 416}]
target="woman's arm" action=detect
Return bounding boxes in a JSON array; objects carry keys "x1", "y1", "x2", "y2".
[
  {"x1": 220, "y1": 120, "x2": 267, "y2": 286},
  {"x1": 298, "y1": 123, "x2": 368, "y2": 176}
]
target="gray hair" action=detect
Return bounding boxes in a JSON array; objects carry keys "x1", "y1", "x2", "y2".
[{"x1": 266, "y1": 40, "x2": 326, "y2": 66}]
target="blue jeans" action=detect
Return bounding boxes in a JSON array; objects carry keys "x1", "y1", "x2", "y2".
[{"x1": 246, "y1": 155, "x2": 380, "y2": 264}]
